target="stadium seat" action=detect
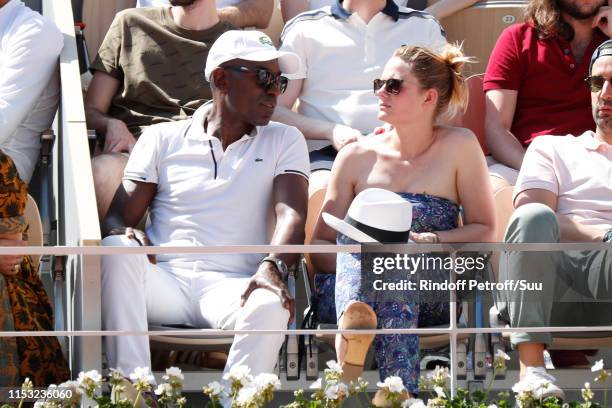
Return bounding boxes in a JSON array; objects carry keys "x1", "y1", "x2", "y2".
[
  {"x1": 440, "y1": 0, "x2": 528, "y2": 75},
  {"x1": 24, "y1": 194, "x2": 43, "y2": 271}
]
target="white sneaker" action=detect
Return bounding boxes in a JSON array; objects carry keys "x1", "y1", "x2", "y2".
[{"x1": 512, "y1": 366, "x2": 565, "y2": 400}]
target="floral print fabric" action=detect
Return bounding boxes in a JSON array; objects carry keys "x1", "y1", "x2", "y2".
[{"x1": 315, "y1": 193, "x2": 459, "y2": 394}]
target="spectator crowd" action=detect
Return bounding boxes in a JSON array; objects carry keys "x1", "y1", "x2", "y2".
[{"x1": 1, "y1": 0, "x2": 611, "y2": 406}]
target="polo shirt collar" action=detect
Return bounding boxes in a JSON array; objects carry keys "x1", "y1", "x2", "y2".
[
  {"x1": 331, "y1": 0, "x2": 399, "y2": 21},
  {"x1": 186, "y1": 102, "x2": 262, "y2": 142},
  {"x1": 582, "y1": 130, "x2": 612, "y2": 151}
]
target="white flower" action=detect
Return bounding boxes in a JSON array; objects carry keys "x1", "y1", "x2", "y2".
[
  {"x1": 58, "y1": 380, "x2": 82, "y2": 404},
  {"x1": 155, "y1": 383, "x2": 172, "y2": 396},
  {"x1": 163, "y1": 366, "x2": 184, "y2": 381},
  {"x1": 129, "y1": 366, "x2": 154, "y2": 384},
  {"x1": 427, "y1": 366, "x2": 450, "y2": 387},
  {"x1": 487, "y1": 405, "x2": 499, "y2": 408},
  {"x1": 22, "y1": 378, "x2": 33, "y2": 390},
  {"x1": 402, "y1": 398, "x2": 426, "y2": 408},
  {"x1": 223, "y1": 365, "x2": 253, "y2": 386},
  {"x1": 77, "y1": 370, "x2": 102, "y2": 397},
  {"x1": 325, "y1": 382, "x2": 348, "y2": 401},
  {"x1": 582, "y1": 381, "x2": 594, "y2": 402},
  {"x1": 495, "y1": 349, "x2": 511, "y2": 361},
  {"x1": 433, "y1": 386, "x2": 446, "y2": 398},
  {"x1": 377, "y1": 376, "x2": 406, "y2": 394},
  {"x1": 205, "y1": 381, "x2": 224, "y2": 397},
  {"x1": 512, "y1": 380, "x2": 535, "y2": 394},
  {"x1": 309, "y1": 378, "x2": 322, "y2": 390},
  {"x1": 110, "y1": 367, "x2": 125, "y2": 382},
  {"x1": 129, "y1": 366, "x2": 155, "y2": 391},
  {"x1": 236, "y1": 385, "x2": 258, "y2": 406},
  {"x1": 253, "y1": 373, "x2": 281, "y2": 391},
  {"x1": 592, "y1": 359, "x2": 604, "y2": 372},
  {"x1": 324, "y1": 360, "x2": 343, "y2": 375},
  {"x1": 77, "y1": 370, "x2": 102, "y2": 385}
]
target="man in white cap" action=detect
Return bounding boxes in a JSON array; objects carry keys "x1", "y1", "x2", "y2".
[{"x1": 100, "y1": 30, "x2": 309, "y2": 377}]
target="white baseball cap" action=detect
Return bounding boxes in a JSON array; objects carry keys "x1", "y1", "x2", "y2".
[{"x1": 204, "y1": 30, "x2": 301, "y2": 81}]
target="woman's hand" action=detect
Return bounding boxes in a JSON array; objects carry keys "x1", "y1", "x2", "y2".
[
  {"x1": 409, "y1": 231, "x2": 440, "y2": 243},
  {"x1": 0, "y1": 238, "x2": 26, "y2": 276}
]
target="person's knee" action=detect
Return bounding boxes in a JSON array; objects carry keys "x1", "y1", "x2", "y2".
[
  {"x1": 101, "y1": 235, "x2": 142, "y2": 279},
  {"x1": 506, "y1": 203, "x2": 558, "y2": 243},
  {"x1": 308, "y1": 170, "x2": 330, "y2": 199},
  {"x1": 243, "y1": 289, "x2": 289, "y2": 328},
  {"x1": 92, "y1": 154, "x2": 126, "y2": 184}
]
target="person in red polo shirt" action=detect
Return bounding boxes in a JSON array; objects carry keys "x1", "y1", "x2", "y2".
[{"x1": 483, "y1": 0, "x2": 612, "y2": 192}]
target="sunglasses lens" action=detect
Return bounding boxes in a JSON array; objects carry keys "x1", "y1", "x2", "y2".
[
  {"x1": 257, "y1": 69, "x2": 273, "y2": 89},
  {"x1": 373, "y1": 79, "x2": 403, "y2": 94},
  {"x1": 387, "y1": 79, "x2": 402, "y2": 94},
  {"x1": 373, "y1": 79, "x2": 384, "y2": 93},
  {"x1": 589, "y1": 76, "x2": 605, "y2": 92},
  {"x1": 279, "y1": 76, "x2": 288, "y2": 94},
  {"x1": 256, "y1": 69, "x2": 287, "y2": 93}
]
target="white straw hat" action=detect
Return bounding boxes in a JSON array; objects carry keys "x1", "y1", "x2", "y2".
[{"x1": 322, "y1": 188, "x2": 412, "y2": 243}]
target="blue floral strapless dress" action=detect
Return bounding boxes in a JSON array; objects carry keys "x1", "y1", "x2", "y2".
[{"x1": 314, "y1": 193, "x2": 459, "y2": 394}]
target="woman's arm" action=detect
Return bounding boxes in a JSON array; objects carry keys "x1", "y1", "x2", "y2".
[
  {"x1": 437, "y1": 129, "x2": 496, "y2": 243},
  {"x1": 310, "y1": 145, "x2": 359, "y2": 273}
]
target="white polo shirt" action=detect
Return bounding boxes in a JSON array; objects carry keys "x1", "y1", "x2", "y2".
[
  {"x1": 136, "y1": 0, "x2": 241, "y2": 8},
  {"x1": 124, "y1": 103, "x2": 310, "y2": 276},
  {"x1": 515, "y1": 132, "x2": 612, "y2": 231},
  {"x1": 0, "y1": 0, "x2": 63, "y2": 182},
  {"x1": 307, "y1": 0, "x2": 408, "y2": 9},
  {"x1": 280, "y1": 1, "x2": 446, "y2": 151}
]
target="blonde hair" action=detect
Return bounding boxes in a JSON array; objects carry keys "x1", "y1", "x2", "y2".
[{"x1": 392, "y1": 43, "x2": 473, "y2": 119}]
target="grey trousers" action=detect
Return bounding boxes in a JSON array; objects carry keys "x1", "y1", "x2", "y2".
[{"x1": 495, "y1": 203, "x2": 612, "y2": 347}]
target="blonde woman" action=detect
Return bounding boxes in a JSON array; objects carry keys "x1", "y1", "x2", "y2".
[{"x1": 311, "y1": 44, "x2": 495, "y2": 402}]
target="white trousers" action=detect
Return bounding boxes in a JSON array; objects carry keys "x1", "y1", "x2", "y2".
[{"x1": 101, "y1": 235, "x2": 289, "y2": 376}]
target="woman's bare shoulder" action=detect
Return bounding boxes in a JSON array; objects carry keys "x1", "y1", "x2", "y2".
[
  {"x1": 436, "y1": 125, "x2": 481, "y2": 152},
  {"x1": 336, "y1": 138, "x2": 379, "y2": 161}
]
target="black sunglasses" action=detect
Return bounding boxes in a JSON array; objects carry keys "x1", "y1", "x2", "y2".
[
  {"x1": 223, "y1": 65, "x2": 289, "y2": 94},
  {"x1": 373, "y1": 78, "x2": 404, "y2": 95},
  {"x1": 585, "y1": 75, "x2": 612, "y2": 92}
]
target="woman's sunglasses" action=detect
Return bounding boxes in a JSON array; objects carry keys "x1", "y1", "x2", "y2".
[
  {"x1": 585, "y1": 75, "x2": 612, "y2": 93},
  {"x1": 223, "y1": 65, "x2": 289, "y2": 94},
  {"x1": 373, "y1": 78, "x2": 404, "y2": 95}
]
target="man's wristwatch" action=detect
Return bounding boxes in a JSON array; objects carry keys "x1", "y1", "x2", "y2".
[
  {"x1": 261, "y1": 256, "x2": 289, "y2": 280},
  {"x1": 603, "y1": 228, "x2": 612, "y2": 243}
]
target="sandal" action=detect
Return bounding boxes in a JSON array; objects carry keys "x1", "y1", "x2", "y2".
[{"x1": 339, "y1": 301, "x2": 377, "y2": 382}]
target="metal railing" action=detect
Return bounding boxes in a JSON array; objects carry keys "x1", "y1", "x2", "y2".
[{"x1": 43, "y1": 0, "x2": 102, "y2": 375}]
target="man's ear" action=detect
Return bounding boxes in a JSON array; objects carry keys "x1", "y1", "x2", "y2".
[{"x1": 211, "y1": 68, "x2": 229, "y2": 93}]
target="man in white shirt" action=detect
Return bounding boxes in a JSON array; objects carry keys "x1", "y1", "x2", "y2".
[
  {"x1": 496, "y1": 39, "x2": 612, "y2": 399},
  {"x1": 273, "y1": 0, "x2": 445, "y2": 277},
  {"x1": 280, "y1": 0, "x2": 480, "y2": 22},
  {"x1": 100, "y1": 30, "x2": 309, "y2": 377},
  {"x1": 136, "y1": 0, "x2": 274, "y2": 28},
  {"x1": 0, "y1": 0, "x2": 62, "y2": 183}
]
